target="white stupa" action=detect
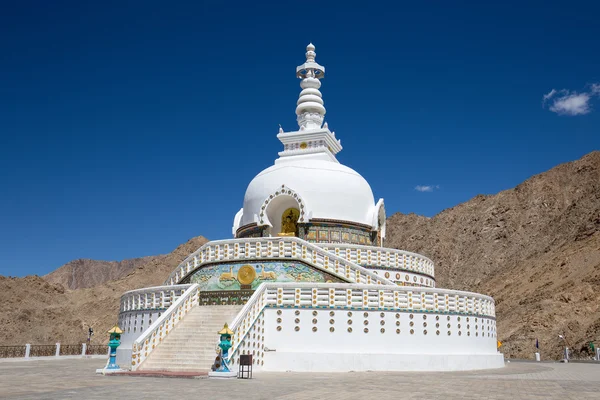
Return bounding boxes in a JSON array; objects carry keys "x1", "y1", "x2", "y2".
[{"x1": 115, "y1": 44, "x2": 504, "y2": 373}]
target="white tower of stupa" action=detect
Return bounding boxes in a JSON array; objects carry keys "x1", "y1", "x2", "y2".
[{"x1": 232, "y1": 44, "x2": 386, "y2": 240}]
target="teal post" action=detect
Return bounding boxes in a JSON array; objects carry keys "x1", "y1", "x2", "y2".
[
  {"x1": 106, "y1": 326, "x2": 123, "y2": 370},
  {"x1": 212, "y1": 323, "x2": 234, "y2": 373}
]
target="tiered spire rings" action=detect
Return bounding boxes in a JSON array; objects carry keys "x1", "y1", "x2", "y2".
[{"x1": 295, "y1": 43, "x2": 326, "y2": 130}]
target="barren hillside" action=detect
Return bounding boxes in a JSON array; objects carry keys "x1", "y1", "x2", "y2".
[
  {"x1": 385, "y1": 151, "x2": 600, "y2": 360},
  {"x1": 44, "y1": 256, "x2": 160, "y2": 290},
  {"x1": 0, "y1": 236, "x2": 208, "y2": 346}
]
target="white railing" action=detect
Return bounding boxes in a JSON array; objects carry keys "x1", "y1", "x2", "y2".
[
  {"x1": 164, "y1": 237, "x2": 396, "y2": 287},
  {"x1": 130, "y1": 284, "x2": 200, "y2": 370},
  {"x1": 120, "y1": 284, "x2": 192, "y2": 312},
  {"x1": 227, "y1": 282, "x2": 496, "y2": 362},
  {"x1": 318, "y1": 243, "x2": 435, "y2": 278}
]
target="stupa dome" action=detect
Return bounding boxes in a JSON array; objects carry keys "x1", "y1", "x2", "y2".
[{"x1": 240, "y1": 157, "x2": 376, "y2": 230}]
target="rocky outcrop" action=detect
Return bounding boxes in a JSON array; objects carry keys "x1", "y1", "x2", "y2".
[{"x1": 44, "y1": 257, "x2": 159, "y2": 290}]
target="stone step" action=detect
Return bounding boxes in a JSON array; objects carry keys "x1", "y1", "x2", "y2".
[
  {"x1": 149, "y1": 355, "x2": 215, "y2": 360},
  {"x1": 145, "y1": 358, "x2": 216, "y2": 364},
  {"x1": 155, "y1": 345, "x2": 218, "y2": 350},
  {"x1": 156, "y1": 341, "x2": 216, "y2": 346},
  {"x1": 139, "y1": 305, "x2": 244, "y2": 372},
  {"x1": 151, "y1": 348, "x2": 217, "y2": 353},
  {"x1": 141, "y1": 367, "x2": 211, "y2": 372},
  {"x1": 142, "y1": 364, "x2": 212, "y2": 369},
  {"x1": 144, "y1": 361, "x2": 216, "y2": 366},
  {"x1": 175, "y1": 322, "x2": 231, "y2": 325},
  {"x1": 171, "y1": 326, "x2": 231, "y2": 330},
  {"x1": 144, "y1": 353, "x2": 219, "y2": 360},
  {"x1": 143, "y1": 358, "x2": 217, "y2": 364},
  {"x1": 172, "y1": 327, "x2": 232, "y2": 330},
  {"x1": 155, "y1": 343, "x2": 217, "y2": 351},
  {"x1": 168, "y1": 333, "x2": 228, "y2": 336},
  {"x1": 180, "y1": 322, "x2": 236, "y2": 324}
]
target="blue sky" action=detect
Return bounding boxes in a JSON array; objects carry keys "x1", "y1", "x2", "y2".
[{"x1": 1, "y1": 1, "x2": 599, "y2": 277}]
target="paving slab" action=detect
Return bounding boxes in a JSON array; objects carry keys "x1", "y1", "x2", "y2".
[{"x1": 0, "y1": 358, "x2": 599, "y2": 399}]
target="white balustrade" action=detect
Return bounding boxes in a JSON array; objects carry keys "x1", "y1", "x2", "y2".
[
  {"x1": 130, "y1": 284, "x2": 200, "y2": 370},
  {"x1": 120, "y1": 284, "x2": 192, "y2": 313},
  {"x1": 164, "y1": 237, "x2": 396, "y2": 287},
  {"x1": 319, "y1": 243, "x2": 435, "y2": 278},
  {"x1": 227, "y1": 282, "x2": 496, "y2": 362}
]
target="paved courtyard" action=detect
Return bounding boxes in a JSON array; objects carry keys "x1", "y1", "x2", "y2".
[{"x1": 0, "y1": 358, "x2": 599, "y2": 399}]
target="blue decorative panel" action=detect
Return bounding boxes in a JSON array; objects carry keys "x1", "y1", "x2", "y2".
[{"x1": 187, "y1": 261, "x2": 343, "y2": 291}]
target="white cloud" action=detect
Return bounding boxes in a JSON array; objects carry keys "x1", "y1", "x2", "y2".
[
  {"x1": 415, "y1": 185, "x2": 440, "y2": 192},
  {"x1": 543, "y1": 89, "x2": 557, "y2": 101},
  {"x1": 543, "y1": 83, "x2": 600, "y2": 116},
  {"x1": 549, "y1": 92, "x2": 591, "y2": 116}
]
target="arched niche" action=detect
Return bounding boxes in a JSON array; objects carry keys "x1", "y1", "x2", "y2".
[
  {"x1": 265, "y1": 195, "x2": 300, "y2": 236},
  {"x1": 258, "y1": 185, "x2": 307, "y2": 237}
]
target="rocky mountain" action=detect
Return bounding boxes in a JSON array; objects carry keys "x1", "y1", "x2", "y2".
[
  {"x1": 385, "y1": 151, "x2": 600, "y2": 360},
  {"x1": 0, "y1": 236, "x2": 208, "y2": 346},
  {"x1": 44, "y1": 257, "x2": 160, "y2": 290},
  {"x1": 2, "y1": 151, "x2": 599, "y2": 361}
]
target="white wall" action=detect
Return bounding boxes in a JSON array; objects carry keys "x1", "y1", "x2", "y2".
[
  {"x1": 251, "y1": 307, "x2": 503, "y2": 372},
  {"x1": 117, "y1": 309, "x2": 163, "y2": 366}
]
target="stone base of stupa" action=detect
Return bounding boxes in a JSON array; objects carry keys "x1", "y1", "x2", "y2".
[
  {"x1": 96, "y1": 367, "x2": 127, "y2": 374},
  {"x1": 208, "y1": 370, "x2": 238, "y2": 379}
]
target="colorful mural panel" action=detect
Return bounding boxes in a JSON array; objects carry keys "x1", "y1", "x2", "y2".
[
  {"x1": 188, "y1": 261, "x2": 341, "y2": 291},
  {"x1": 300, "y1": 222, "x2": 374, "y2": 245}
]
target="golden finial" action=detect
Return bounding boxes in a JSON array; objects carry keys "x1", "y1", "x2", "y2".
[{"x1": 218, "y1": 323, "x2": 234, "y2": 336}]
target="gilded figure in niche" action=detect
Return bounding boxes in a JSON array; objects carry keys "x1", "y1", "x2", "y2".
[{"x1": 279, "y1": 208, "x2": 299, "y2": 236}]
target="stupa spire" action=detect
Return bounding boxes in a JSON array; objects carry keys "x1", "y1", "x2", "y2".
[{"x1": 295, "y1": 43, "x2": 326, "y2": 130}]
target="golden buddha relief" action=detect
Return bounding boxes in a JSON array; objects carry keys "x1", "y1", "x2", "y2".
[{"x1": 279, "y1": 207, "x2": 300, "y2": 236}]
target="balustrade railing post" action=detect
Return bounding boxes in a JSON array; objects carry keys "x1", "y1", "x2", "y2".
[
  {"x1": 25, "y1": 344, "x2": 31, "y2": 358},
  {"x1": 55, "y1": 343, "x2": 60, "y2": 357}
]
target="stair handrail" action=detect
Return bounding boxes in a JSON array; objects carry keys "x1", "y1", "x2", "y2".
[
  {"x1": 165, "y1": 236, "x2": 396, "y2": 287},
  {"x1": 226, "y1": 282, "x2": 270, "y2": 362},
  {"x1": 131, "y1": 283, "x2": 200, "y2": 370}
]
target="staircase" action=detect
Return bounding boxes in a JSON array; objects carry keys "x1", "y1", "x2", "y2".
[{"x1": 139, "y1": 305, "x2": 243, "y2": 372}]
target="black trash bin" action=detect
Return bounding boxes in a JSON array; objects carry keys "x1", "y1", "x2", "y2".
[{"x1": 238, "y1": 354, "x2": 253, "y2": 379}]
